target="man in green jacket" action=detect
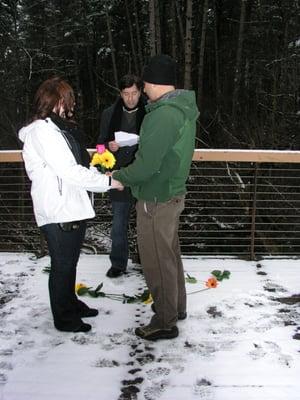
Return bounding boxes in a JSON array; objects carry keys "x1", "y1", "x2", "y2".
[{"x1": 113, "y1": 54, "x2": 199, "y2": 340}]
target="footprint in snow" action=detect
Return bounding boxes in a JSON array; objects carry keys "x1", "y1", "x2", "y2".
[
  {"x1": 0, "y1": 372, "x2": 7, "y2": 384},
  {"x1": 143, "y1": 379, "x2": 168, "y2": 400},
  {"x1": 146, "y1": 366, "x2": 170, "y2": 379},
  {"x1": 193, "y1": 378, "x2": 214, "y2": 399}
]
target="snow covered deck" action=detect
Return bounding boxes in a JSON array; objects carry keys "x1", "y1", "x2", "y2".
[{"x1": 0, "y1": 254, "x2": 299, "y2": 400}]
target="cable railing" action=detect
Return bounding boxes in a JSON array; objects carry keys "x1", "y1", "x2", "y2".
[{"x1": 1, "y1": 149, "x2": 300, "y2": 260}]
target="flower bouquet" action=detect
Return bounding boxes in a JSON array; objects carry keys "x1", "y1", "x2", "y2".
[{"x1": 91, "y1": 144, "x2": 116, "y2": 172}]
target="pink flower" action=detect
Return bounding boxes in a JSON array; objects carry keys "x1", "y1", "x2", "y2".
[{"x1": 96, "y1": 144, "x2": 106, "y2": 154}]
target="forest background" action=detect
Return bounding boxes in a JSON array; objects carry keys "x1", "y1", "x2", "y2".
[{"x1": 0, "y1": 0, "x2": 299, "y2": 151}]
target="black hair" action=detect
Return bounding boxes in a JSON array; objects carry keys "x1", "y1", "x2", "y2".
[{"x1": 119, "y1": 74, "x2": 143, "y2": 91}]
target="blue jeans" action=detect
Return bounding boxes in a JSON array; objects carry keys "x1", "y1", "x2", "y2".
[
  {"x1": 110, "y1": 201, "x2": 133, "y2": 271},
  {"x1": 41, "y1": 221, "x2": 90, "y2": 331}
]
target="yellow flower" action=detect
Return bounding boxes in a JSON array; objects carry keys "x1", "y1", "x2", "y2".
[
  {"x1": 91, "y1": 150, "x2": 116, "y2": 170},
  {"x1": 75, "y1": 282, "x2": 87, "y2": 293},
  {"x1": 100, "y1": 150, "x2": 116, "y2": 169},
  {"x1": 91, "y1": 152, "x2": 103, "y2": 166},
  {"x1": 143, "y1": 293, "x2": 153, "y2": 304}
]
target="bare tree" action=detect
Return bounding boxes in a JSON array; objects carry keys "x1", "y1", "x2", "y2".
[
  {"x1": 184, "y1": 0, "x2": 193, "y2": 89},
  {"x1": 125, "y1": 0, "x2": 139, "y2": 74},
  {"x1": 105, "y1": 5, "x2": 118, "y2": 88},
  {"x1": 213, "y1": 0, "x2": 221, "y2": 111},
  {"x1": 133, "y1": 0, "x2": 144, "y2": 72},
  {"x1": 174, "y1": 0, "x2": 185, "y2": 50},
  {"x1": 149, "y1": 0, "x2": 161, "y2": 56},
  {"x1": 232, "y1": 0, "x2": 247, "y2": 120},
  {"x1": 197, "y1": 0, "x2": 209, "y2": 106},
  {"x1": 0, "y1": 0, "x2": 299, "y2": 151},
  {"x1": 149, "y1": 0, "x2": 156, "y2": 56},
  {"x1": 170, "y1": 3, "x2": 177, "y2": 59},
  {"x1": 155, "y1": 0, "x2": 162, "y2": 54}
]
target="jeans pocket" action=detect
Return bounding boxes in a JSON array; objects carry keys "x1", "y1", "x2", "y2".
[{"x1": 58, "y1": 222, "x2": 80, "y2": 232}]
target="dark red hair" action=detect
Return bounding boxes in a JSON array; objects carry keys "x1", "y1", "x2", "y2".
[{"x1": 32, "y1": 77, "x2": 75, "y2": 121}]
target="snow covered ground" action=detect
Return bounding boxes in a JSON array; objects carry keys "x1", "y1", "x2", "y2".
[{"x1": 0, "y1": 253, "x2": 299, "y2": 400}]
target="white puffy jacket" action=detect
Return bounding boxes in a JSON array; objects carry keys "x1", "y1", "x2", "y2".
[{"x1": 19, "y1": 118, "x2": 110, "y2": 227}]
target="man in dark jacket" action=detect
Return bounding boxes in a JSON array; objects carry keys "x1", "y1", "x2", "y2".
[
  {"x1": 113, "y1": 55, "x2": 199, "y2": 340},
  {"x1": 97, "y1": 75, "x2": 145, "y2": 278}
]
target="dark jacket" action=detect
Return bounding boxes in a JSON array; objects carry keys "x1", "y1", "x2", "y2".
[
  {"x1": 113, "y1": 90, "x2": 199, "y2": 202},
  {"x1": 50, "y1": 113, "x2": 90, "y2": 168},
  {"x1": 97, "y1": 97, "x2": 146, "y2": 201}
]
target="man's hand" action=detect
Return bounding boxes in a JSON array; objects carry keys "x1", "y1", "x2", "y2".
[
  {"x1": 108, "y1": 140, "x2": 120, "y2": 152},
  {"x1": 111, "y1": 178, "x2": 124, "y2": 191}
]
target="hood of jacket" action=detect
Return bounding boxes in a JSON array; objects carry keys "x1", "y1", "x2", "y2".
[
  {"x1": 146, "y1": 89, "x2": 199, "y2": 122},
  {"x1": 19, "y1": 122, "x2": 33, "y2": 143}
]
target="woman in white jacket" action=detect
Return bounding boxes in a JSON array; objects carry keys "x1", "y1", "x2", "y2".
[{"x1": 19, "y1": 77, "x2": 123, "y2": 333}]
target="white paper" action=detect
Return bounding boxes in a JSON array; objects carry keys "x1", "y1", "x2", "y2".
[{"x1": 114, "y1": 131, "x2": 139, "y2": 147}]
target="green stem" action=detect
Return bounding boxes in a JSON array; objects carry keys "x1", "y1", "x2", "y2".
[
  {"x1": 105, "y1": 295, "x2": 124, "y2": 300},
  {"x1": 103, "y1": 292, "x2": 124, "y2": 297},
  {"x1": 187, "y1": 288, "x2": 210, "y2": 295}
]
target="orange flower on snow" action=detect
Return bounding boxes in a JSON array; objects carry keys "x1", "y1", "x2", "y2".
[{"x1": 205, "y1": 277, "x2": 218, "y2": 289}]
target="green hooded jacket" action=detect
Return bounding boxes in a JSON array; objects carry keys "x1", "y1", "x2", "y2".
[{"x1": 113, "y1": 89, "x2": 199, "y2": 202}]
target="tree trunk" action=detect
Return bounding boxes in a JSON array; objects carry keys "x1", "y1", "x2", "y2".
[
  {"x1": 73, "y1": 47, "x2": 82, "y2": 110},
  {"x1": 197, "y1": 0, "x2": 209, "y2": 106},
  {"x1": 149, "y1": 0, "x2": 156, "y2": 56},
  {"x1": 133, "y1": 0, "x2": 144, "y2": 72},
  {"x1": 125, "y1": 0, "x2": 138, "y2": 74},
  {"x1": 174, "y1": 0, "x2": 185, "y2": 50},
  {"x1": 105, "y1": 7, "x2": 118, "y2": 88},
  {"x1": 154, "y1": 0, "x2": 161, "y2": 54},
  {"x1": 213, "y1": 0, "x2": 221, "y2": 111},
  {"x1": 184, "y1": 0, "x2": 193, "y2": 89},
  {"x1": 170, "y1": 3, "x2": 177, "y2": 59},
  {"x1": 232, "y1": 0, "x2": 247, "y2": 120},
  {"x1": 271, "y1": 67, "x2": 277, "y2": 134}
]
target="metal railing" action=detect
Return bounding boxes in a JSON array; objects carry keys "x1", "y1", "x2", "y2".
[{"x1": 1, "y1": 149, "x2": 300, "y2": 259}]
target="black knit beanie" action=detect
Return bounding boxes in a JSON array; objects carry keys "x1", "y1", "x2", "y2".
[{"x1": 142, "y1": 54, "x2": 176, "y2": 85}]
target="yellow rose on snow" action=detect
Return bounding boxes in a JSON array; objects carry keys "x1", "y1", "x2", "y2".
[
  {"x1": 75, "y1": 282, "x2": 87, "y2": 293},
  {"x1": 143, "y1": 293, "x2": 153, "y2": 304}
]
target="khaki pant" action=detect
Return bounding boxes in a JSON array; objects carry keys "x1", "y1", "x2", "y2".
[{"x1": 136, "y1": 196, "x2": 186, "y2": 329}]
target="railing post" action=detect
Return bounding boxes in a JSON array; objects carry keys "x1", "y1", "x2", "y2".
[{"x1": 250, "y1": 163, "x2": 259, "y2": 260}]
